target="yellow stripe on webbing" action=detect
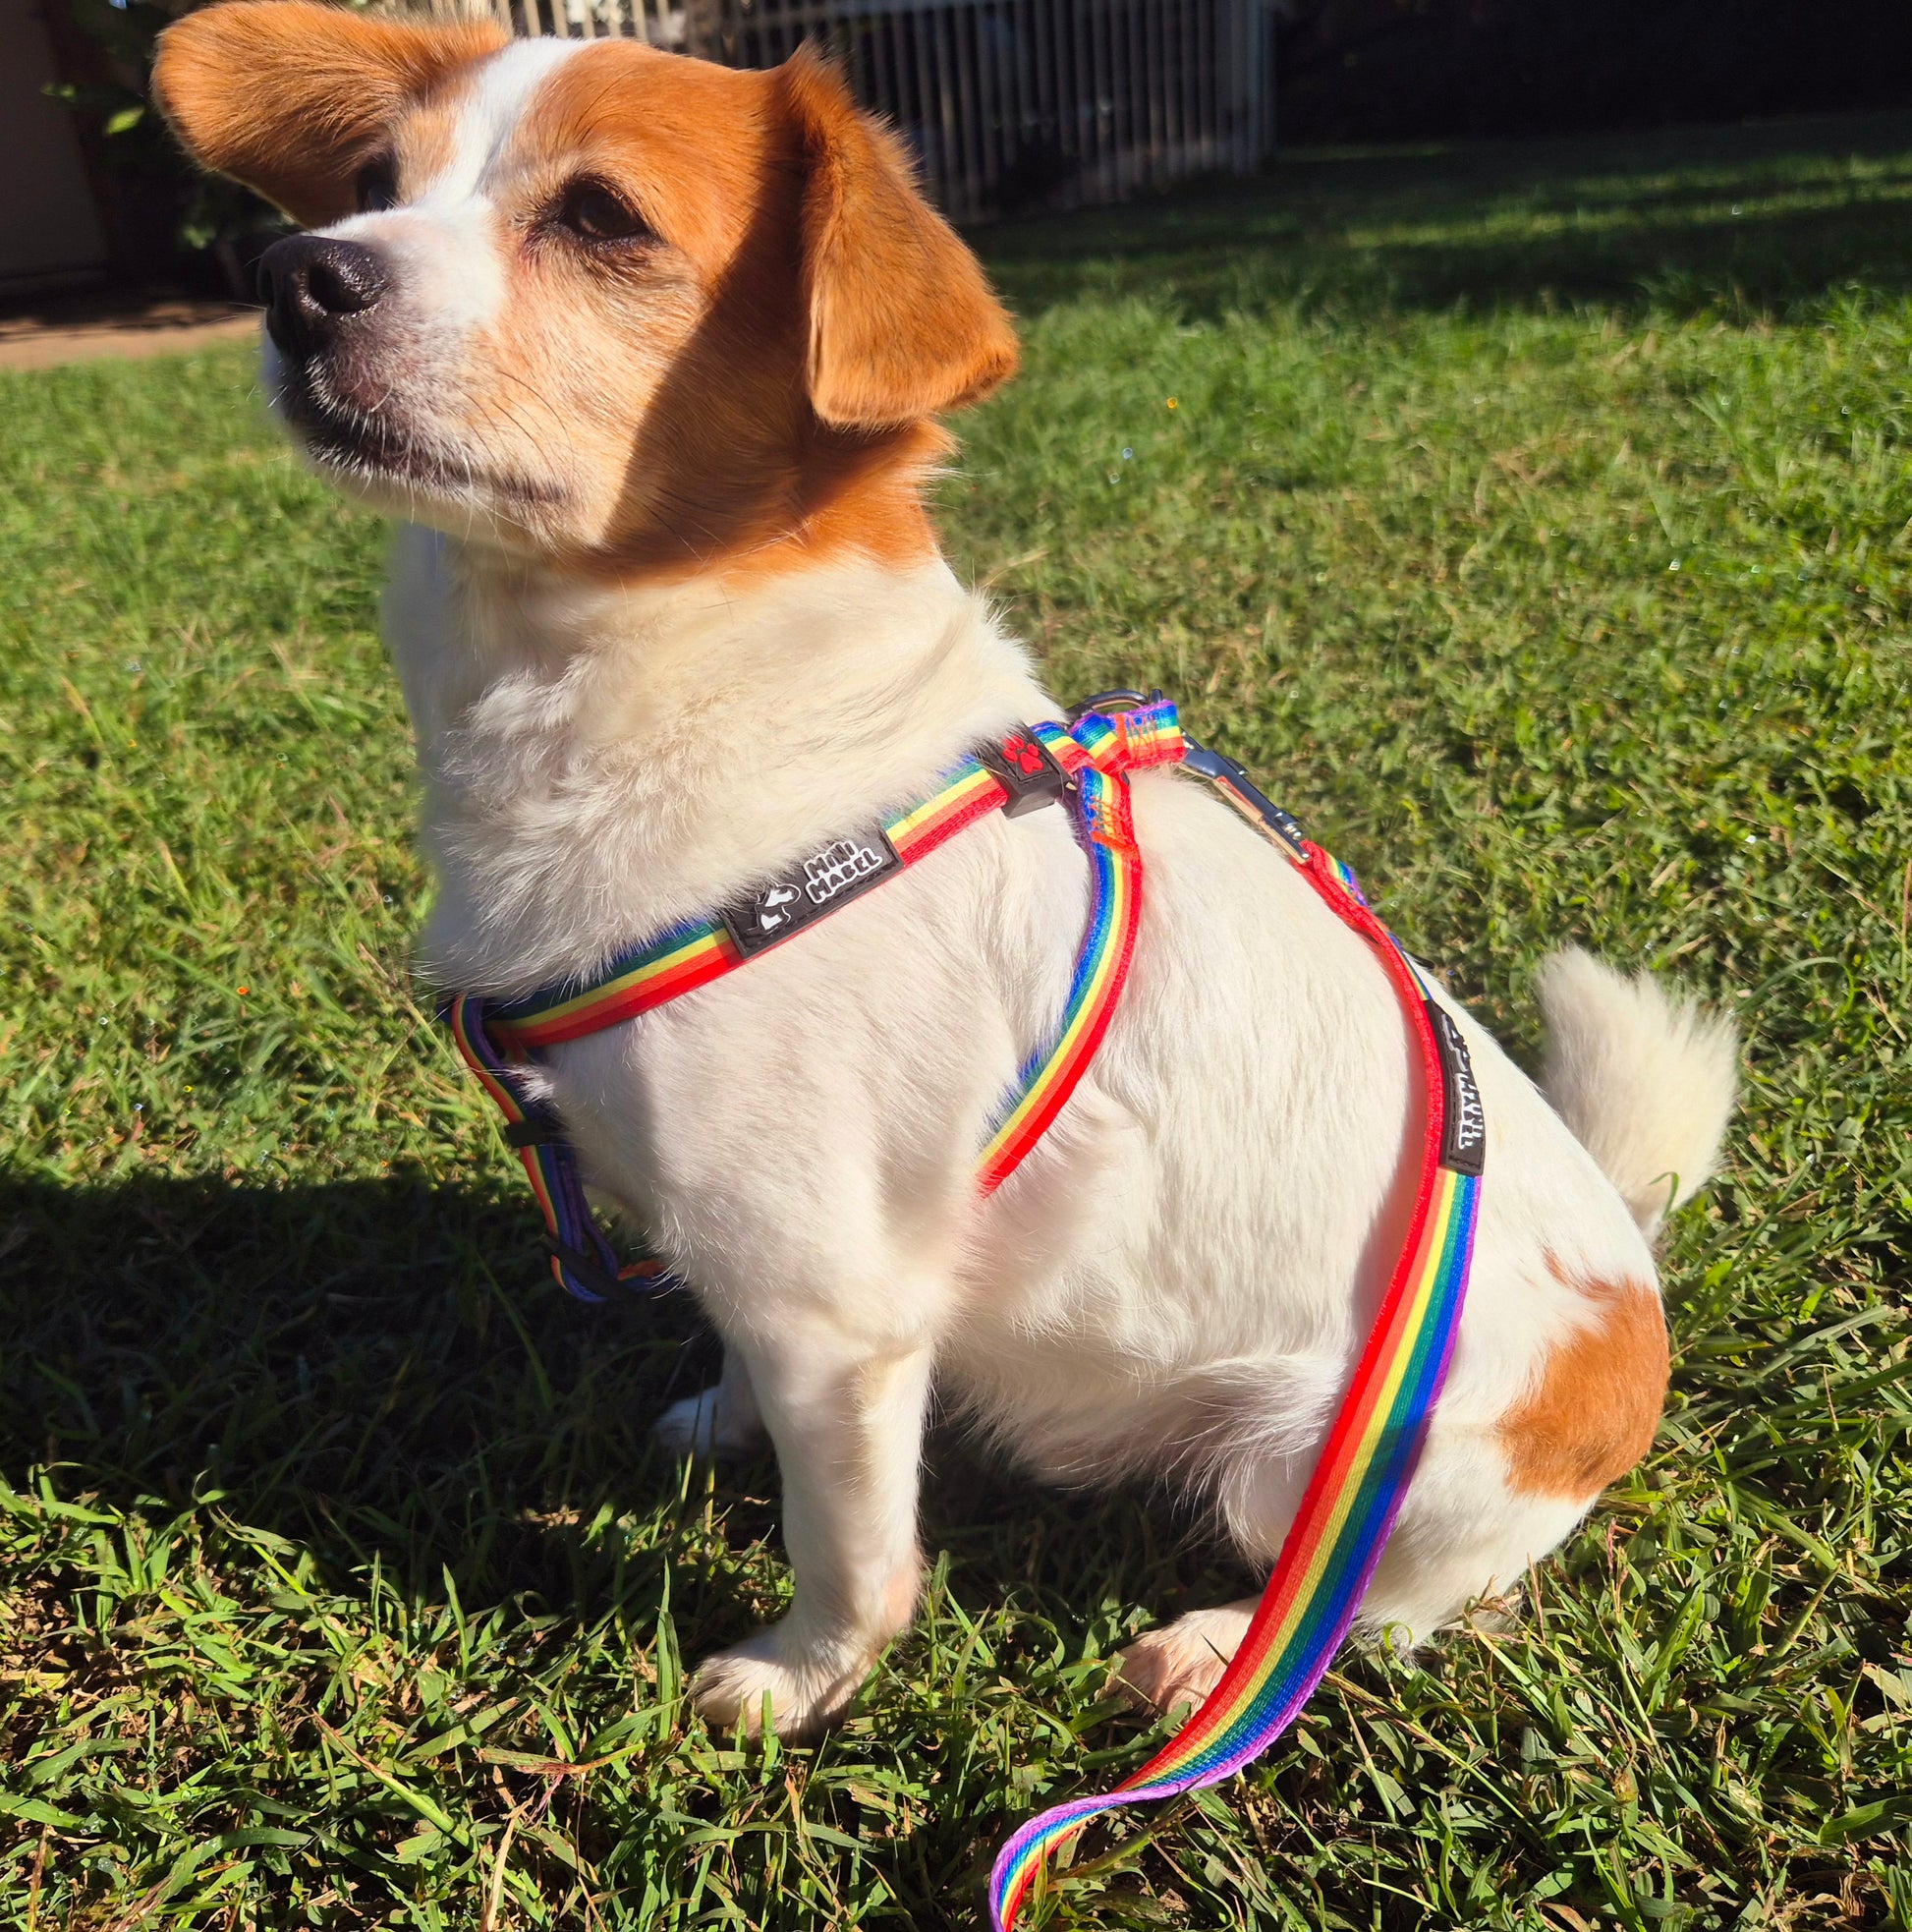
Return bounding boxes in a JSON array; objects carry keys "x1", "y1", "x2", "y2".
[
  {"x1": 974, "y1": 768, "x2": 1144, "y2": 1195},
  {"x1": 884, "y1": 762, "x2": 997, "y2": 852},
  {"x1": 527, "y1": 928, "x2": 725, "y2": 1025},
  {"x1": 977, "y1": 858, "x2": 1130, "y2": 1162}
]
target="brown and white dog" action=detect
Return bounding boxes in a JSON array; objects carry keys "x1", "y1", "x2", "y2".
[{"x1": 153, "y1": 4, "x2": 1736, "y2": 1740}]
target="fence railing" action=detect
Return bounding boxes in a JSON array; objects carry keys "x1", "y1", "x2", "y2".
[{"x1": 400, "y1": 0, "x2": 1271, "y2": 222}]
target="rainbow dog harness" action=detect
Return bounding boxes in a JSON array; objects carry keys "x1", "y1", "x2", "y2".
[
  {"x1": 444, "y1": 705, "x2": 1183, "y2": 1298},
  {"x1": 443, "y1": 696, "x2": 1486, "y2": 1927}
]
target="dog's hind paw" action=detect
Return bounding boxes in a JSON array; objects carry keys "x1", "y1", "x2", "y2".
[
  {"x1": 652, "y1": 1385, "x2": 767, "y2": 1462},
  {"x1": 1112, "y1": 1600, "x2": 1259, "y2": 1721}
]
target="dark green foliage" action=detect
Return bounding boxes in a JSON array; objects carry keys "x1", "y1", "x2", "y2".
[
  {"x1": 1274, "y1": 0, "x2": 1912, "y2": 144},
  {"x1": 1, "y1": 118, "x2": 1908, "y2": 1929},
  {"x1": 47, "y1": 0, "x2": 286, "y2": 283}
]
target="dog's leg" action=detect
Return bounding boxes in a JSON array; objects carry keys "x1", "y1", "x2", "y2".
[
  {"x1": 689, "y1": 1326, "x2": 933, "y2": 1739},
  {"x1": 1113, "y1": 1600, "x2": 1259, "y2": 1719},
  {"x1": 653, "y1": 1345, "x2": 768, "y2": 1461}
]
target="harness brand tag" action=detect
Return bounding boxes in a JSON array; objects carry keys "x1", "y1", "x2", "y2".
[
  {"x1": 721, "y1": 826, "x2": 902, "y2": 957},
  {"x1": 978, "y1": 729, "x2": 1069, "y2": 817},
  {"x1": 1427, "y1": 1001, "x2": 1487, "y2": 1175}
]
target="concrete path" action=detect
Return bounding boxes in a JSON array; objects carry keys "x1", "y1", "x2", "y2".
[{"x1": 0, "y1": 296, "x2": 258, "y2": 371}]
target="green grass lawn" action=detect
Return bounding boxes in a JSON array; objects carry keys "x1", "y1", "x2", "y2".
[{"x1": 3, "y1": 113, "x2": 1910, "y2": 1931}]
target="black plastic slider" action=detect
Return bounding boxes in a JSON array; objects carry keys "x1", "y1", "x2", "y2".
[
  {"x1": 544, "y1": 1238, "x2": 630, "y2": 1300},
  {"x1": 978, "y1": 727, "x2": 1070, "y2": 817}
]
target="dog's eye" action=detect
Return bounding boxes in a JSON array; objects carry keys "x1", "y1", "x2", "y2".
[
  {"x1": 557, "y1": 182, "x2": 650, "y2": 244},
  {"x1": 355, "y1": 159, "x2": 399, "y2": 214}
]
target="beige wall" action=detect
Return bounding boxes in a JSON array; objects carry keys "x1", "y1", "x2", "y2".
[{"x1": 0, "y1": 0, "x2": 108, "y2": 290}]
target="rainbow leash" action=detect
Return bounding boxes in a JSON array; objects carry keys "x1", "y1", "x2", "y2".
[{"x1": 986, "y1": 768, "x2": 1485, "y2": 1930}]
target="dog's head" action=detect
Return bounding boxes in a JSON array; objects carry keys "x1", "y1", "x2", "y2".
[{"x1": 152, "y1": 3, "x2": 1018, "y2": 574}]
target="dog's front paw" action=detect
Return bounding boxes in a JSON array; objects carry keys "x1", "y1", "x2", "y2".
[
  {"x1": 689, "y1": 1626, "x2": 872, "y2": 1741},
  {"x1": 1113, "y1": 1602, "x2": 1258, "y2": 1721},
  {"x1": 652, "y1": 1385, "x2": 767, "y2": 1462}
]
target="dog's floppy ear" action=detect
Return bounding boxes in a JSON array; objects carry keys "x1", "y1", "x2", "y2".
[
  {"x1": 151, "y1": 0, "x2": 506, "y2": 228},
  {"x1": 782, "y1": 45, "x2": 1019, "y2": 430}
]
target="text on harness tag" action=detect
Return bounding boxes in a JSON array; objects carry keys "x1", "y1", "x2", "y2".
[
  {"x1": 805, "y1": 836, "x2": 889, "y2": 904},
  {"x1": 1426, "y1": 1001, "x2": 1487, "y2": 1176},
  {"x1": 721, "y1": 826, "x2": 902, "y2": 957}
]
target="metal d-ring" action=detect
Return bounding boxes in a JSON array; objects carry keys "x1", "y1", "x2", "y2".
[{"x1": 1067, "y1": 687, "x2": 1163, "y2": 719}]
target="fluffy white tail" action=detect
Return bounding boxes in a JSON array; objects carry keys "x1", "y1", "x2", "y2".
[{"x1": 1538, "y1": 948, "x2": 1737, "y2": 1240}]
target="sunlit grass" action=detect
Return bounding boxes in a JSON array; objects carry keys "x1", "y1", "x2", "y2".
[{"x1": 2, "y1": 112, "x2": 1908, "y2": 1930}]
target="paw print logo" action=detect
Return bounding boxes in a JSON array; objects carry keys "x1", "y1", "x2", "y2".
[{"x1": 1002, "y1": 732, "x2": 1044, "y2": 776}]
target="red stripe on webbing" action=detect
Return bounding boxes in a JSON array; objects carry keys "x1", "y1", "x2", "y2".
[
  {"x1": 977, "y1": 877, "x2": 1141, "y2": 1195},
  {"x1": 889, "y1": 774, "x2": 1011, "y2": 863},
  {"x1": 498, "y1": 943, "x2": 741, "y2": 1050},
  {"x1": 449, "y1": 996, "x2": 527, "y2": 1114},
  {"x1": 976, "y1": 779, "x2": 1145, "y2": 1196},
  {"x1": 1293, "y1": 843, "x2": 1445, "y2": 1175}
]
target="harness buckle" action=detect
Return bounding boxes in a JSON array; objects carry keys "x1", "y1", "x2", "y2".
[
  {"x1": 504, "y1": 1116, "x2": 567, "y2": 1148},
  {"x1": 1180, "y1": 738, "x2": 1310, "y2": 858}
]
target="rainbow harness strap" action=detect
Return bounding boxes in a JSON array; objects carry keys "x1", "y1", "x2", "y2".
[{"x1": 442, "y1": 697, "x2": 1486, "y2": 1927}]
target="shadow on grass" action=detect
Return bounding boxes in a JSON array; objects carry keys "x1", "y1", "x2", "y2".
[
  {"x1": 0, "y1": 1170, "x2": 1236, "y2": 1645},
  {"x1": 0, "y1": 1171, "x2": 707, "y2": 1602},
  {"x1": 979, "y1": 109, "x2": 1912, "y2": 321}
]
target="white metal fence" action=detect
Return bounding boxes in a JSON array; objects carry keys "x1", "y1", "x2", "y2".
[{"x1": 403, "y1": 0, "x2": 1272, "y2": 222}]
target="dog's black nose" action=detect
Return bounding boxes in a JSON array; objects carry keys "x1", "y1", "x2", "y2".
[{"x1": 257, "y1": 235, "x2": 388, "y2": 357}]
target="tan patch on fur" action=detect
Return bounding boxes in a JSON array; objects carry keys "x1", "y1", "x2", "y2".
[
  {"x1": 152, "y1": 2, "x2": 505, "y2": 227},
  {"x1": 1498, "y1": 1262, "x2": 1669, "y2": 1500}
]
